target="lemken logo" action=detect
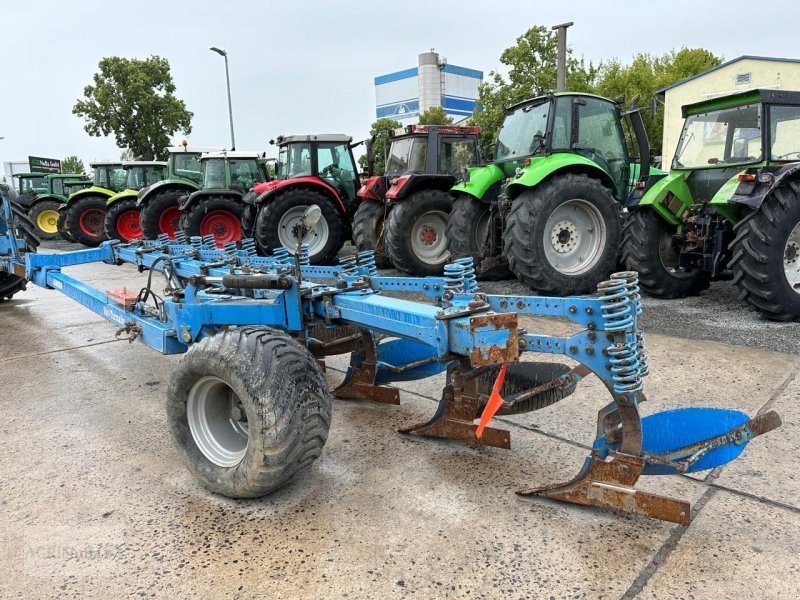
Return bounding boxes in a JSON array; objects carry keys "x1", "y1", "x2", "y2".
[{"x1": 103, "y1": 307, "x2": 127, "y2": 327}]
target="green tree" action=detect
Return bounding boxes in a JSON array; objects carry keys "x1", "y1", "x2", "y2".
[
  {"x1": 61, "y1": 155, "x2": 85, "y2": 174},
  {"x1": 73, "y1": 56, "x2": 193, "y2": 161},
  {"x1": 358, "y1": 117, "x2": 402, "y2": 175},
  {"x1": 418, "y1": 106, "x2": 453, "y2": 125},
  {"x1": 595, "y1": 48, "x2": 722, "y2": 154},
  {"x1": 469, "y1": 25, "x2": 598, "y2": 156}
]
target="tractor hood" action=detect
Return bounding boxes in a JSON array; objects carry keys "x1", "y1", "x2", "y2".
[
  {"x1": 107, "y1": 188, "x2": 139, "y2": 206},
  {"x1": 67, "y1": 185, "x2": 115, "y2": 204}
]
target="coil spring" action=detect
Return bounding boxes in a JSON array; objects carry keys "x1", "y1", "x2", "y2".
[
  {"x1": 454, "y1": 256, "x2": 478, "y2": 293},
  {"x1": 443, "y1": 261, "x2": 466, "y2": 292},
  {"x1": 240, "y1": 238, "x2": 257, "y2": 257},
  {"x1": 299, "y1": 243, "x2": 310, "y2": 266},
  {"x1": 339, "y1": 254, "x2": 358, "y2": 277},
  {"x1": 611, "y1": 271, "x2": 649, "y2": 376},
  {"x1": 201, "y1": 234, "x2": 217, "y2": 249},
  {"x1": 272, "y1": 246, "x2": 292, "y2": 265},
  {"x1": 189, "y1": 236, "x2": 203, "y2": 251},
  {"x1": 357, "y1": 250, "x2": 378, "y2": 277},
  {"x1": 157, "y1": 233, "x2": 170, "y2": 245},
  {"x1": 223, "y1": 242, "x2": 238, "y2": 257},
  {"x1": 607, "y1": 343, "x2": 643, "y2": 394},
  {"x1": 597, "y1": 277, "x2": 634, "y2": 332},
  {"x1": 173, "y1": 231, "x2": 187, "y2": 244}
]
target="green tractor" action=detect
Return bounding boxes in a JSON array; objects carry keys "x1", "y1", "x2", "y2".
[
  {"x1": 179, "y1": 151, "x2": 269, "y2": 247},
  {"x1": 447, "y1": 92, "x2": 651, "y2": 294},
  {"x1": 137, "y1": 143, "x2": 221, "y2": 239},
  {"x1": 59, "y1": 162, "x2": 127, "y2": 246},
  {"x1": 623, "y1": 88, "x2": 800, "y2": 321},
  {"x1": 14, "y1": 173, "x2": 91, "y2": 240},
  {"x1": 103, "y1": 161, "x2": 168, "y2": 242}
]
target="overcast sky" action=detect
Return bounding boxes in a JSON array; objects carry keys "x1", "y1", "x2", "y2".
[{"x1": 2, "y1": 0, "x2": 799, "y2": 169}]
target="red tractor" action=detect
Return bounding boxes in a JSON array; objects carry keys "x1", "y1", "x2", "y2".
[
  {"x1": 243, "y1": 134, "x2": 362, "y2": 264},
  {"x1": 354, "y1": 125, "x2": 481, "y2": 275}
]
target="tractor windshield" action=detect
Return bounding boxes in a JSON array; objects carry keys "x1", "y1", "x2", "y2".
[
  {"x1": 769, "y1": 105, "x2": 800, "y2": 161},
  {"x1": 277, "y1": 143, "x2": 312, "y2": 180},
  {"x1": 202, "y1": 159, "x2": 227, "y2": 188},
  {"x1": 94, "y1": 166, "x2": 127, "y2": 192},
  {"x1": 229, "y1": 159, "x2": 265, "y2": 191},
  {"x1": 495, "y1": 99, "x2": 550, "y2": 161},
  {"x1": 673, "y1": 104, "x2": 762, "y2": 170},
  {"x1": 64, "y1": 181, "x2": 90, "y2": 195},
  {"x1": 317, "y1": 142, "x2": 358, "y2": 203},
  {"x1": 18, "y1": 176, "x2": 47, "y2": 194},
  {"x1": 127, "y1": 166, "x2": 166, "y2": 190},
  {"x1": 385, "y1": 136, "x2": 428, "y2": 175},
  {"x1": 173, "y1": 153, "x2": 202, "y2": 183}
]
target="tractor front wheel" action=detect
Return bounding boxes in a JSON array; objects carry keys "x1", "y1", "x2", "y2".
[
  {"x1": 385, "y1": 189, "x2": 451, "y2": 276},
  {"x1": 446, "y1": 195, "x2": 511, "y2": 280},
  {"x1": 504, "y1": 174, "x2": 621, "y2": 295},
  {"x1": 255, "y1": 189, "x2": 345, "y2": 264},
  {"x1": 65, "y1": 196, "x2": 109, "y2": 247},
  {"x1": 104, "y1": 199, "x2": 143, "y2": 242},
  {"x1": 56, "y1": 209, "x2": 77, "y2": 243},
  {"x1": 182, "y1": 196, "x2": 244, "y2": 248},
  {"x1": 352, "y1": 199, "x2": 391, "y2": 268},
  {"x1": 139, "y1": 189, "x2": 185, "y2": 239},
  {"x1": 166, "y1": 327, "x2": 331, "y2": 497},
  {"x1": 621, "y1": 208, "x2": 711, "y2": 298},
  {"x1": 730, "y1": 181, "x2": 800, "y2": 321},
  {"x1": 28, "y1": 200, "x2": 62, "y2": 240}
]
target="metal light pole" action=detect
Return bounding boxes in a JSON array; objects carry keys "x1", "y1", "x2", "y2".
[
  {"x1": 210, "y1": 47, "x2": 236, "y2": 150},
  {"x1": 551, "y1": 22, "x2": 574, "y2": 92}
]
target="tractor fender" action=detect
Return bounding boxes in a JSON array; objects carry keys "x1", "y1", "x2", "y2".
[
  {"x1": 451, "y1": 164, "x2": 505, "y2": 201},
  {"x1": 629, "y1": 171, "x2": 693, "y2": 225},
  {"x1": 254, "y1": 177, "x2": 347, "y2": 214},
  {"x1": 29, "y1": 194, "x2": 66, "y2": 208},
  {"x1": 505, "y1": 153, "x2": 618, "y2": 200},
  {"x1": 66, "y1": 186, "x2": 114, "y2": 206},
  {"x1": 180, "y1": 189, "x2": 243, "y2": 211},
  {"x1": 727, "y1": 163, "x2": 800, "y2": 210},
  {"x1": 106, "y1": 189, "x2": 138, "y2": 207},
  {"x1": 136, "y1": 180, "x2": 197, "y2": 208},
  {"x1": 385, "y1": 173, "x2": 457, "y2": 201}
]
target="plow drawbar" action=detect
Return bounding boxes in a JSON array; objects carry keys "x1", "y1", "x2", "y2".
[{"x1": 0, "y1": 193, "x2": 782, "y2": 525}]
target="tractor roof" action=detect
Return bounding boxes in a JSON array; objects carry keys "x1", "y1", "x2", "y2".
[
  {"x1": 14, "y1": 172, "x2": 47, "y2": 178},
  {"x1": 389, "y1": 125, "x2": 481, "y2": 138},
  {"x1": 90, "y1": 162, "x2": 124, "y2": 167},
  {"x1": 48, "y1": 173, "x2": 89, "y2": 179},
  {"x1": 505, "y1": 91, "x2": 616, "y2": 113},
  {"x1": 682, "y1": 88, "x2": 800, "y2": 117},
  {"x1": 122, "y1": 161, "x2": 168, "y2": 168},
  {"x1": 200, "y1": 151, "x2": 261, "y2": 160},
  {"x1": 273, "y1": 134, "x2": 353, "y2": 145},
  {"x1": 165, "y1": 145, "x2": 224, "y2": 154}
]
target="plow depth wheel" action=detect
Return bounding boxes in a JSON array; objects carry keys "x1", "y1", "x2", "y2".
[
  {"x1": 29, "y1": 200, "x2": 62, "y2": 240},
  {"x1": 386, "y1": 189, "x2": 452, "y2": 276},
  {"x1": 166, "y1": 327, "x2": 331, "y2": 498}
]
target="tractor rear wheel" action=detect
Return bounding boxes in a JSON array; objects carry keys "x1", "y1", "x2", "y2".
[
  {"x1": 56, "y1": 209, "x2": 77, "y2": 243},
  {"x1": 166, "y1": 326, "x2": 331, "y2": 497},
  {"x1": 104, "y1": 198, "x2": 143, "y2": 242},
  {"x1": 504, "y1": 174, "x2": 621, "y2": 295},
  {"x1": 352, "y1": 199, "x2": 391, "y2": 268},
  {"x1": 28, "y1": 200, "x2": 62, "y2": 240},
  {"x1": 182, "y1": 196, "x2": 244, "y2": 248},
  {"x1": 139, "y1": 189, "x2": 185, "y2": 239},
  {"x1": 65, "y1": 196, "x2": 109, "y2": 247},
  {"x1": 385, "y1": 189, "x2": 451, "y2": 276},
  {"x1": 622, "y1": 208, "x2": 711, "y2": 298},
  {"x1": 730, "y1": 181, "x2": 800, "y2": 321},
  {"x1": 255, "y1": 188, "x2": 345, "y2": 265},
  {"x1": 446, "y1": 194, "x2": 511, "y2": 280}
]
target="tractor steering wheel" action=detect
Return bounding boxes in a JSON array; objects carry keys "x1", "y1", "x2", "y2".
[{"x1": 320, "y1": 164, "x2": 338, "y2": 179}]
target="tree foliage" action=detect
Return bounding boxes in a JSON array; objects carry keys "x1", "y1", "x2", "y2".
[
  {"x1": 61, "y1": 155, "x2": 85, "y2": 175},
  {"x1": 418, "y1": 106, "x2": 453, "y2": 125},
  {"x1": 73, "y1": 56, "x2": 193, "y2": 161},
  {"x1": 359, "y1": 118, "x2": 402, "y2": 175},
  {"x1": 470, "y1": 26, "x2": 722, "y2": 157}
]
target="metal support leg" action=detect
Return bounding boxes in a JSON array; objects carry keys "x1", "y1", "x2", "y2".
[{"x1": 333, "y1": 332, "x2": 400, "y2": 405}]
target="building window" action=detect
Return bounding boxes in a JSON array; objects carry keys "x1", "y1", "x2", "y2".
[{"x1": 735, "y1": 72, "x2": 752, "y2": 86}]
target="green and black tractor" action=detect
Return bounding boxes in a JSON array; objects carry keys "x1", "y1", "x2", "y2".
[
  {"x1": 179, "y1": 151, "x2": 269, "y2": 247},
  {"x1": 447, "y1": 92, "x2": 651, "y2": 294},
  {"x1": 136, "y1": 143, "x2": 222, "y2": 239},
  {"x1": 14, "y1": 173, "x2": 91, "y2": 240},
  {"x1": 354, "y1": 124, "x2": 481, "y2": 274},
  {"x1": 59, "y1": 162, "x2": 127, "y2": 246},
  {"x1": 103, "y1": 161, "x2": 168, "y2": 242},
  {"x1": 623, "y1": 88, "x2": 800, "y2": 321}
]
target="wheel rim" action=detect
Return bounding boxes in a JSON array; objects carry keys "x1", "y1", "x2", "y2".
[
  {"x1": 410, "y1": 210, "x2": 450, "y2": 264},
  {"x1": 36, "y1": 209, "x2": 59, "y2": 234},
  {"x1": 187, "y1": 376, "x2": 249, "y2": 468},
  {"x1": 542, "y1": 199, "x2": 606, "y2": 275},
  {"x1": 79, "y1": 208, "x2": 106, "y2": 237},
  {"x1": 158, "y1": 206, "x2": 182, "y2": 239},
  {"x1": 200, "y1": 210, "x2": 242, "y2": 247},
  {"x1": 117, "y1": 210, "x2": 142, "y2": 241},
  {"x1": 474, "y1": 208, "x2": 490, "y2": 249},
  {"x1": 784, "y1": 221, "x2": 800, "y2": 295},
  {"x1": 277, "y1": 205, "x2": 329, "y2": 256}
]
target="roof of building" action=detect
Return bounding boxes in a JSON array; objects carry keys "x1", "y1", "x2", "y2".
[{"x1": 655, "y1": 55, "x2": 800, "y2": 96}]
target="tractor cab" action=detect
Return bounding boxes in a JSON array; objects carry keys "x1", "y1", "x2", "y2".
[
  {"x1": 62, "y1": 179, "x2": 92, "y2": 196},
  {"x1": 274, "y1": 134, "x2": 361, "y2": 212},
  {"x1": 198, "y1": 151, "x2": 268, "y2": 193},
  {"x1": 13, "y1": 173, "x2": 48, "y2": 208},
  {"x1": 124, "y1": 161, "x2": 168, "y2": 191},
  {"x1": 90, "y1": 162, "x2": 127, "y2": 194}
]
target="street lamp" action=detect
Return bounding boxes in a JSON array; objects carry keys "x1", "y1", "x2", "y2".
[{"x1": 210, "y1": 47, "x2": 236, "y2": 150}]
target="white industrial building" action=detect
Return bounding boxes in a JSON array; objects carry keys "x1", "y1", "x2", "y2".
[{"x1": 374, "y1": 50, "x2": 483, "y2": 124}]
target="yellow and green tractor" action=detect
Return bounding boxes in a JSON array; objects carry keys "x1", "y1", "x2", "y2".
[
  {"x1": 103, "y1": 161, "x2": 168, "y2": 242},
  {"x1": 58, "y1": 162, "x2": 127, "y2": 246}
]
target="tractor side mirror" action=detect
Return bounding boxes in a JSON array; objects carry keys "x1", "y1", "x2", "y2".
[{"x1": 301, "y1": 205, "x2": 322, "y2": 235}]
